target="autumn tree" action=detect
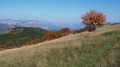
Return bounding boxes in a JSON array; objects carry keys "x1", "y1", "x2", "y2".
[
  {"x1": 60, "y1": 28, "x2": 71, "y2": 36},
  {"x1": 81, "y1": 10, "x2": 106, "y2": 33}
]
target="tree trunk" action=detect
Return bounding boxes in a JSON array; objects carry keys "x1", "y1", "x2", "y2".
[{"x1": 94, "y1": 25, "x2": 95, "y2": 33}]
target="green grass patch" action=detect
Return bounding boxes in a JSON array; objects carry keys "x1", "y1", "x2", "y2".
[{"x1": 46, "y1": 31, "x2": 120, "y2": 67}]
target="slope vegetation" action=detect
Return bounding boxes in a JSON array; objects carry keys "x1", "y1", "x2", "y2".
[
  {"x1": 0, "y1": 24, "x2": 120, "y2": 67},
  {"x1": 0, "y1": 27, "x2": 49, "y2": 47}
]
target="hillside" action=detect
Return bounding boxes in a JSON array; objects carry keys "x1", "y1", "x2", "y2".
[
  {"x1": 0, "y1": 24, "x2": 120, "y2": 67},
  {"x1": 0, "y1": 27, "x2": 49, "y2": 47}
]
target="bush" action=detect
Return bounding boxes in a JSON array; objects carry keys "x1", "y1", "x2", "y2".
[{"x1": 88, "y1": 26, "x2": 96, "y2": 32}]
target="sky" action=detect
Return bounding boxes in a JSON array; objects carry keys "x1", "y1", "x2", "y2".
[{"x1": 0, "y1": 0, "x2": 120, "y2": 24}]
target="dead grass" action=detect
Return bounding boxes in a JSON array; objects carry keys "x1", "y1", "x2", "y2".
[{"x1": 0, "y1": 30, "x2": 10, "y2": 35}]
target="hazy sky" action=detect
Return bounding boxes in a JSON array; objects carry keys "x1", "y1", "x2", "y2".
[{"x1": 0, "y1": 0, "x2": 120, "y2": 23}]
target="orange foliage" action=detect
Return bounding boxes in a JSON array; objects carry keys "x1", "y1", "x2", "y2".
[
  {"x1": 0, "y1": 45, "x2": 6, "y2": 49},
  {"x1": 25, "y1": 28, "x2": 71, "y2": 45},
  {"x1": 44, "y1": 32, "x2": 58, "y2": 40},
  {"x1": 81, "y1": 9, "x2": 106, "y2": 26},
  {"x1": 60, "y1": 28, "x2": 71, "y2": 36},
  {"x1": 13, "y1": 32, "x2": 17, "y2": 35},
  {"x1": 6, "y1": 40, "x2": 11, "y2": 44}
]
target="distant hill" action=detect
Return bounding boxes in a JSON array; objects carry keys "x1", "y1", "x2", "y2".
[
  {"x1": 0, "y1": 19, "x2": 90, "y2": 31},
  {"x1": 1, "y1": 19, "x2": 119, "y2": 31},
  {"x1": 0, "y1": 19, "x2": 63, "y2": 31},
  {"x1": 0, "y1": 27, "x2": 49, "y2": 46}
]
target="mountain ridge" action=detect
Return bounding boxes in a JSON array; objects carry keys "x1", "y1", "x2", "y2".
[
  {"x1": 0, "y1": 19, "x2": 63, "y2": 31},
  {"x1": 0, "y1": 19, "x2": 119, "y2": 31}
]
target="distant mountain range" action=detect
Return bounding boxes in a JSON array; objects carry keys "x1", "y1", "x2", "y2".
[
  {"x1": 0, "y1": 19, "x2": 118, "y2": 31},
  {"x1": 0, "y1": 19, "x2": 63, "y2": 31},
  {"x1": 0, "y1": 19, "x2": 86, "y2": 31}
]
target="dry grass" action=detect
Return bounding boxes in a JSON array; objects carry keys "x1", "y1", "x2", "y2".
[
  {"x1": 0, "y1": 30, "x2": 10, "y2": 35},
  {"x1": 0, "y1": 24, "x2": 120, "y2": 67}
]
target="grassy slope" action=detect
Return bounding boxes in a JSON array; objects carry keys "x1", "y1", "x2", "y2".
[
  {"x1": 0, "y1": 30, "x2": 10, "y2": 35},
  {"x1": 0, "y1": 24, "x2": 120, "y2": 67}
]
